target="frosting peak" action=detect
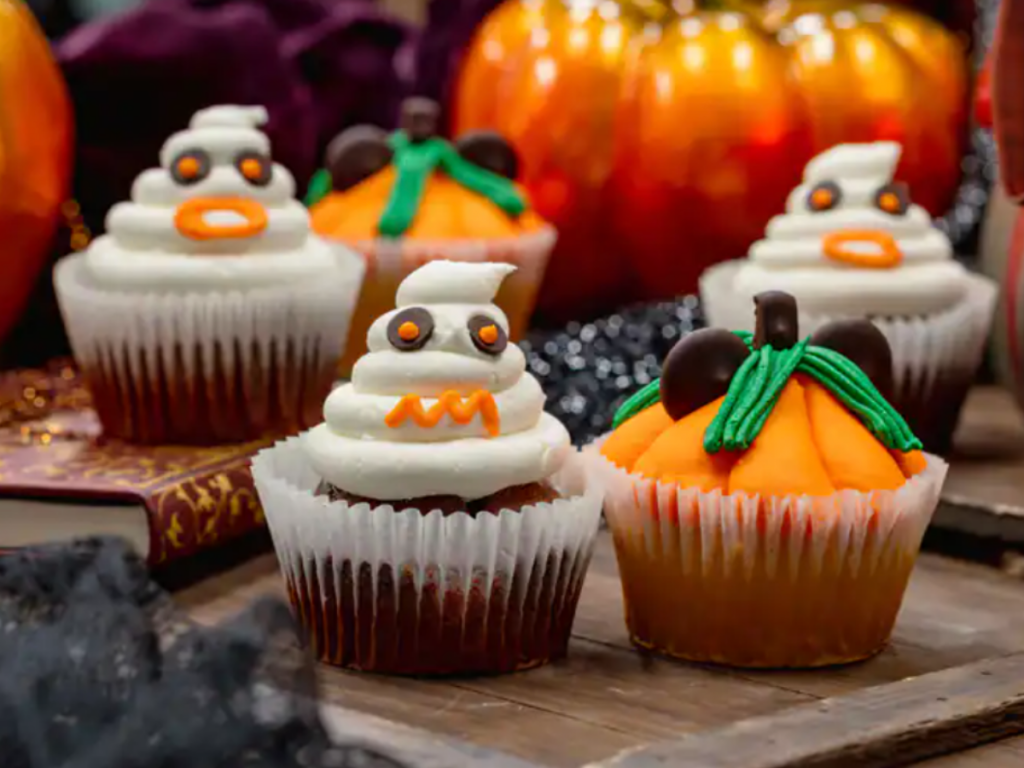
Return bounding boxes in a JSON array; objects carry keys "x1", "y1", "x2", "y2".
[
  {"x1": 397, "y1": 261, "x2": 516, "y2": 307},
  {"x1": 303, "y1": 260, "x2": 570, "y2": 500},
  {"x1": 735, "y1": 141, "x2": 966, "y2": 316},
  {"x1": 85, "y1": 104, "x2": 344, "y2": 291}
]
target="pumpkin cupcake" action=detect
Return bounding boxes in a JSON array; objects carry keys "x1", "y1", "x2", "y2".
[
  {"x1": 307, "y1": 97, "x2": 556, "y2": 376},
  {"x1": 594, "y1": 291, "x2": 948, "y2": 668},
  {"x1": 700, "y1": 141, "x2": 996, "y2": 453},
  {"x1": 251, "y1": 260, "x2": 602, "y2": 675}
]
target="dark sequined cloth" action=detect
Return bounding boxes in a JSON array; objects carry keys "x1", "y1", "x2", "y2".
[
  {"x1": 0, "y1": 537, "x2": 405, "y2": 768},
  {"x1": 522, "y1": 295, "x2": 705, "y2": 446}
]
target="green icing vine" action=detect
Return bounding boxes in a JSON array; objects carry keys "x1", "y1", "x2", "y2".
[
  {"x1": 378, "y1": 133, "x2": 526, "y2": 238},
  {"x1": 304, "y1": 168, "x2": 334, "y2": 208},
  {"x1": 304, "y1": 131, "x2": 527, "y2": 237},
  {"x1": 610, "y1": 330, "x2": 922, "y2": 454}
]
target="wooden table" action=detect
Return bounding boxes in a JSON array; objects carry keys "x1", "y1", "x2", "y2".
[{"x1": 172, "y1": 388, "x2": 1024, "y2": 768}]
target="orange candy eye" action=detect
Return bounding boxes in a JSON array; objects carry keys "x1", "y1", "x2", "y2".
[
  {"x1": 468, "y1": 315, "x2": 508, "y2": 355},
  {"x1": 170, "y1": 150, "x2": 211, "y2": 186},
  {"x1": 388, "y1": 307, "x2": 434, "y2": 351},
  {"x1": 478, "y1": 324, "x2": 499, "y2": 345},
  {"x1": 178, "y1": 157, "x2": 200, "y2": 179},
  {"x1": 807, "y1": 181, "x2": 842, "y2": 212},
  {"x1": 397, "y1": 321, "x2": 420, "y2": 341},
  {"x1": 235, "y1": 151, "x2": 272, "y2": 187},
  {"x1": 874, "y1": 182, "x2": 909, "y2": 216}
]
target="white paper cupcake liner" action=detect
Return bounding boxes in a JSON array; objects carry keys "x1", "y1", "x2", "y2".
[
  {"x1": 251, "y1": 435, "x2": 603, "y2": 675},
  {"x1": 587, "y1": 442, "x2": 948, "y2": 668},
  {"x1": 700, "y1": 261, "x2": 997, "y2": 451},
  {"x1": 336, "y1": 227, "x2": 557, "y2": 374},
  {"x1": 54, "y1": 253, "x2": 364, "y2": 444}
]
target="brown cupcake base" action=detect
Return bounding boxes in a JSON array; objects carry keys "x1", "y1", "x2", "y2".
[
  {"x1": 284, "y1": 550, "x2": 587, "y2": 675},
  {"x1": 891, "y1": 364, "x2": 974, "y2": 455},
  {"x1": 83, "y1": 339, "x2": 336, "y2": 444},
  {"x1": 315, "y1": 481, "x2": 561, "y2": 517}
]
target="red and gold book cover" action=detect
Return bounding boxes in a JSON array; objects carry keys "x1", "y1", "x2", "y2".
[{"x1": 0, "y1": 360, "x2": 270, "y2": 564}]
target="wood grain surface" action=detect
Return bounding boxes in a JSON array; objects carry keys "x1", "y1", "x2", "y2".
[
  {"x1": 590, "y1": 653, "x2": 1024, "y2": 768},
  {"x1": 174, "y1": 531, "x2": 1024, "y2": 768},
  {"x1": 169, "y1": 388, "x2": 1024, "y2": 767}
]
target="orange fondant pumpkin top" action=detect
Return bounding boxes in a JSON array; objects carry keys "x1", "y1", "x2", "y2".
[
  {"x1": 310, "y1": 168, "x2": 549, "y2": 241},
  {"x1": 307, "y1": 97, "x2": 549, "y2": 242},
  {"x1": 601, "y1": 292, "x2": 926, "y2": 497}
]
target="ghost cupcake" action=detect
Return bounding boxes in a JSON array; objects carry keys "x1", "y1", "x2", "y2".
[
  {"x1": 54, "y1": 105, "x2": 364, "y2": 445},
  {"x1": 700, "y1": 141, "x2": 996, "y2": 452},
  {"x1": 251, "y1": 260, "x2": 603, "y2": 676}
]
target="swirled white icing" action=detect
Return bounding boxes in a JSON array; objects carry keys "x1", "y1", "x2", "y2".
[
  {"x1": 303, "y1": 261, "x2": 572, "y2": 501},
  {"x1": 735, "y1": 142, "x2": 966, "y2": 316},
  {"x1": 84, "y1": 105, "x2": 352, "y2": 291}
]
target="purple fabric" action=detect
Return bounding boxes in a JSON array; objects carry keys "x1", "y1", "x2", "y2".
[
  {"x1": 57, "y1": 0, "x2": 413, "y2": 235},
  {"x1": 413, "y1": 0, "x2": 502, "y2": 131}
]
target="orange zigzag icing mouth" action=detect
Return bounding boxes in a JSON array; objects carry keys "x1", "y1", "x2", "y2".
[{"x1": 384, "y1": 390, "x2": 501, "y2": 437}]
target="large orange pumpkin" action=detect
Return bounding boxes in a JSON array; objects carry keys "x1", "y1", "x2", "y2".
[
  {"x1": 454, "y1": 0, "x2": 968, "y2": 322},
  {"x1": 0, "y1": 0, "x2": 73, "y2": 348}
]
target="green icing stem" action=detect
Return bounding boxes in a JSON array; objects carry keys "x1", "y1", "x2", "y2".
[
  {"x1": 377, "y1": 133, "x2": 526, "y2": 238},
  {"x1": 610, "y1": 333, "x2": 922, "y2": 454}
]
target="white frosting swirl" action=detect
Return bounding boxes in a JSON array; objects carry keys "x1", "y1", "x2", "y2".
[
  {"x1": 735, "y1": 142, "x2": 966, "y2": 316},
  {"x1": 303, "y1": 261, "x2": 572, "y2": 501},
  {"x1": 84, "y1": 105, "x2": 349, "y2": 291}
]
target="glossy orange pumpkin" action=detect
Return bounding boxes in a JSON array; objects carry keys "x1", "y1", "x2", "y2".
[
  {"x1": 0, "y1": 0, "x2": 73, "y2": 346},
  {"x1": 454, "y1": 0, "x2": 968, "y2": 322}
]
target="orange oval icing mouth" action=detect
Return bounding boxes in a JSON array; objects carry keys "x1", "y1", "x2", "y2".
[
  {"x1": 174, "y1": 197, "x2": 269, "y2": 241},
  {"x1": 822, "y1": 230, "x2": 903, "y2": 269},
  {"x1": 384, "y1": 390, "x2": 500, "y2": 437}
]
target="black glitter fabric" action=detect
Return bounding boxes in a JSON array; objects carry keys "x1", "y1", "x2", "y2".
[
  {"x1": 0, "y1": 537, "x2": 405, "y2": 768},
  {"x1": 522, "y1": 295, "x2": 704, "y2": 446}
]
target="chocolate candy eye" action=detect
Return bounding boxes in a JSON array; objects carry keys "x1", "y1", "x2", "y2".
[
  {"x1": 236, "y1": 151, "x2": 272, "y2": 187},
  {"x1": 468, "y1": 315, "x2": 508, "y2": 356},
  {"x1": 660, "y1": 328, "x2": 751, "y2": 421},
  {"x1": 170, "y1": 149, "x2": 211, "y2": 186},
  {"x1": 807, "y1": 181, "x2": 842, "y2": 212},
  {"x1": 325, "y1": 125, "x2": 394, "y2": 193},
  {"x1": 810, "y1": 319, "x2": 894, "y2": 401},
  {"x1": 387, "y1": 307, "x2": 434, "y2": 352},
  {"x1": 455, "y1": 131, "x2": 520, "y2": 180},
  {"x1": 874, "y1": 182, "x2": 909, "y2": 216}
]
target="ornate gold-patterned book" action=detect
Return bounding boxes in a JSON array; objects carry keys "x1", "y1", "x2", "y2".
[{"x1": 0, "y1": 360, "x2": 269, "y2": 564}]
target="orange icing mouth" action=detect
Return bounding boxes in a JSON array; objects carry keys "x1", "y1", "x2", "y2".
[
  {"x1": 822, "y1": 229, "x2": 903, "y2": 269},
  {"x1": 385, "y1": 390, "x2": 500, "y2": 437},
  {"x1": 174, "y1": 197, "x2": 269, "y2": 241}
]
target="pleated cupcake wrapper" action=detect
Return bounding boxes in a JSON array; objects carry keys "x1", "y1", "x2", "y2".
[
  {"x1": 700, "y1": 262, "x2": 997, "y2": 451},
  {"x1": 250, "y1": 436, "x2": 603, "y2": 675},
  {"x1": 587, "y1": 442, "x2": 948, "y2": 668},
  {"x1": 54, "y1": 253, "x2": 364, "y2": 444}
]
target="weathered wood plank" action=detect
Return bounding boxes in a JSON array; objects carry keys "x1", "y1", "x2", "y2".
[
  {"x1": 918, "y1": 733, "x2": 1024, "y2": 767},
  {"x1": 316, "y1": 701, "x2": 548, "y2": 768},
  {"x1": 934, "y1": 387, "x2": 1024, "y2": 543},
  {"x1": 589, "y1": 653, "x2": 1024, "y2": 768}
]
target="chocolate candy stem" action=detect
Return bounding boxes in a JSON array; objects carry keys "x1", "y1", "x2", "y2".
[{"x1": 753, "y1": 291, "x2": 799, "y2": 350}]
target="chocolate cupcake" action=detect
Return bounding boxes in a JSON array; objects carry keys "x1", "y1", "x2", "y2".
[{"x1": 251, "y1": 260, "x2": 603, "y2": 675}]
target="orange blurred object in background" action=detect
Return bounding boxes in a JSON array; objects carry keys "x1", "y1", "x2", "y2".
[
  {"x1": 0, "y1": 0, "x2": 73, "y2": 348},
  {"x1": 454, "y1": 0, "x2": 968, "y2": 323}
]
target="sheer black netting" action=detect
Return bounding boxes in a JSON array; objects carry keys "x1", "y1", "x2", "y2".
[{"x1": 0, "y1": 537, "x2": 406, "y2": 768}]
